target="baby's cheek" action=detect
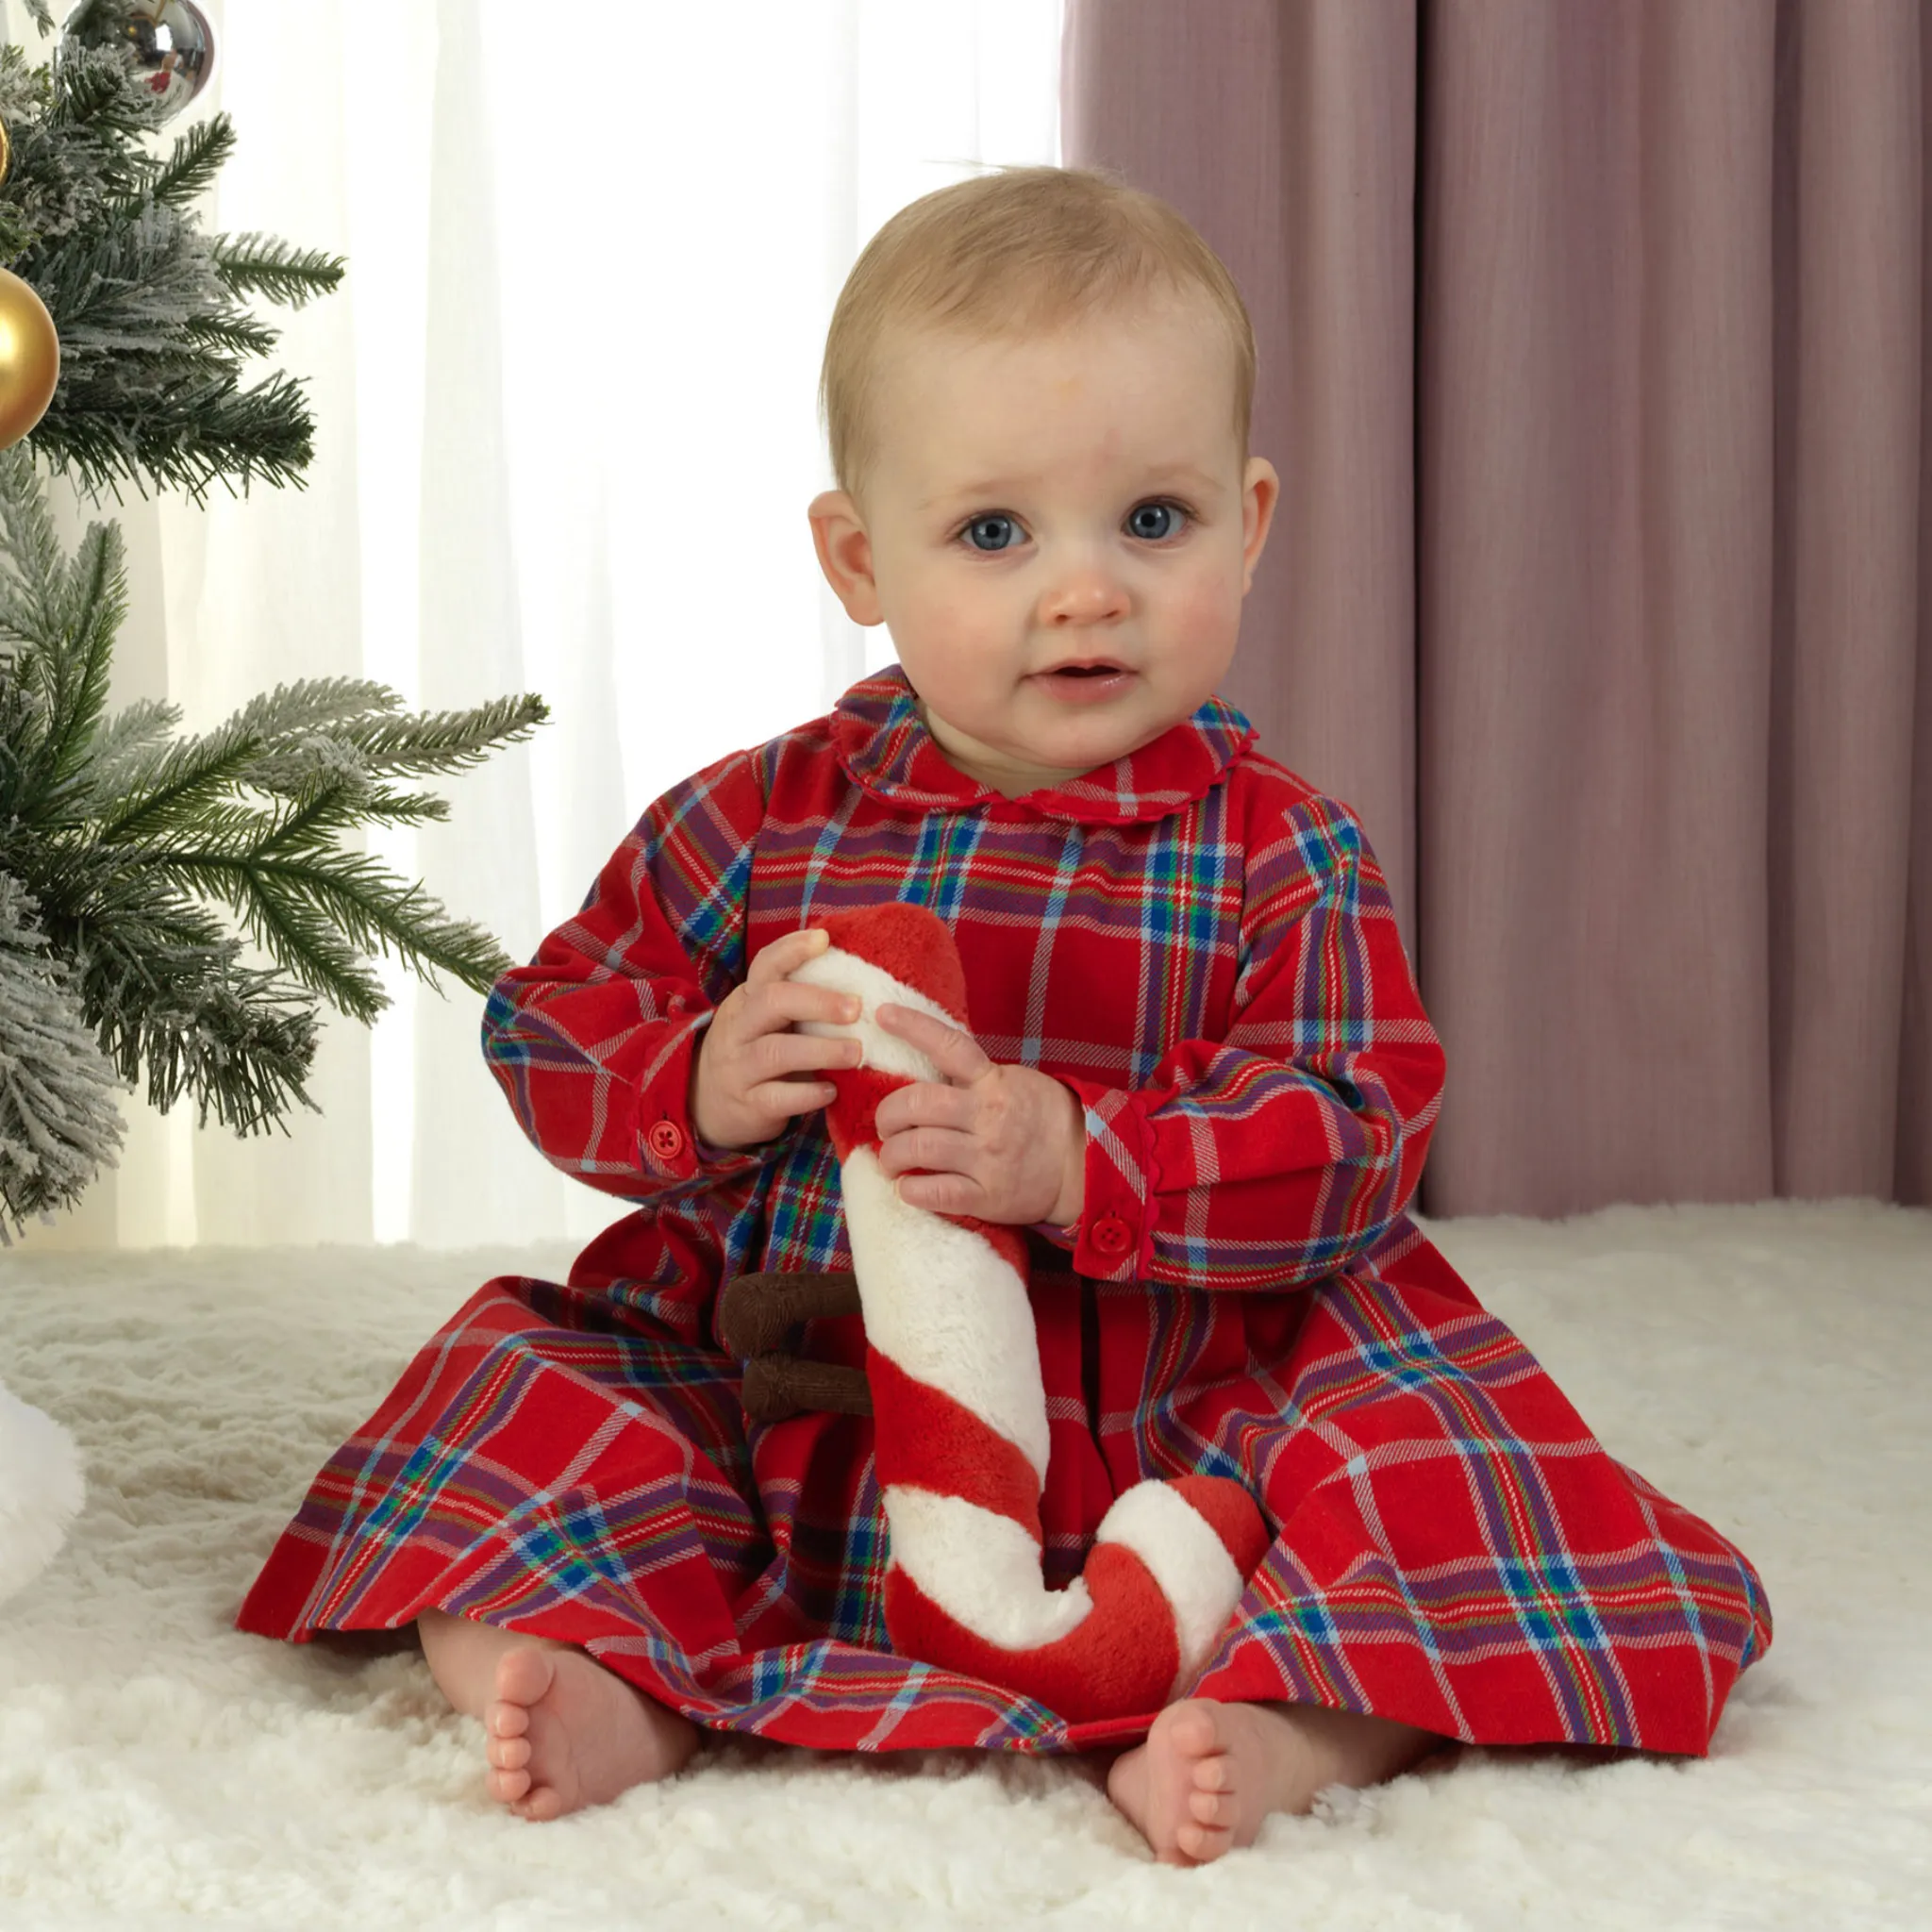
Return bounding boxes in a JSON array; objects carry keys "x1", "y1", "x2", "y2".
[{"x1": 1181, "y1": 575, "x2": 1243, "y2": 640}]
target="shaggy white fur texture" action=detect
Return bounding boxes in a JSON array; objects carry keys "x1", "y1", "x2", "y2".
[
  {"x1": 0, "y1": 1374, "x2": 85, "y2": 1606},
  {"x1": 0, "y1": 1201, "x2": 1925, "y2": 1930}
]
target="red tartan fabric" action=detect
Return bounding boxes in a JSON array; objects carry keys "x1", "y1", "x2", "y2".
[{"x1": 236, "y1": 667, "x2": 1773, "y2": 1756}]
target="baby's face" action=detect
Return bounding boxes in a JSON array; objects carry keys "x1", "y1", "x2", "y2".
[{"x1": 808, "y1": 294, "x2": 1278, "y2": 796}]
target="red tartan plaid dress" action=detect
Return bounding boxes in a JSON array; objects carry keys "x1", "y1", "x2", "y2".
[{"x1": 237, "y1": 665, "x2": 1773, "y2": 1756}]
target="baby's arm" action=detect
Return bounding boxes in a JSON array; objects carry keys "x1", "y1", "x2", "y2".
[
  {"x1": 480, "y1": 744, "x2": 777, "y2": 1203},
  {"x1": 1038, "y1": 791, "x2": 1445, "y2": 1291}
]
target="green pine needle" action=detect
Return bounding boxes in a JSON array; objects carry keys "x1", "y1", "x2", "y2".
[
  {"x1": 210, "y1": 234, "x2": 346, "y2": 310},
  {"x1": 179, "y1": 311, "x2": 280, "y2": 358},
  {"x1": 140, "y1": 114, "x2": 237, "y2": 211}
]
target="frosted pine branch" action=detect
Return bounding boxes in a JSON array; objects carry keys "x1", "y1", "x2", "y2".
[
  {"x1": 0, "y1": 868, "x2": 129, "y2": 1246},
  {"x1": 0, "y1": 455, "x2": 549, "y2": 1161}
]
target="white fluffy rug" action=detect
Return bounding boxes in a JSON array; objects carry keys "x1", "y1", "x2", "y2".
[{"x1": 1, "y1": 1201, "x2": 1927, "y2": 1931}]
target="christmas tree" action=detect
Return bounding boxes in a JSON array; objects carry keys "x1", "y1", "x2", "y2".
[
  {"x1": 0, "y1": 5, "x2": 548, "y2": 1242},
  {"x1": 0, "y1": 0, "x2": 345, "y2": 500}
]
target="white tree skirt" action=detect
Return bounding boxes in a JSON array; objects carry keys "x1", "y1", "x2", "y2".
[{"x1": 0, "y1": 1201, "x2": 1925, "y2": 1931}]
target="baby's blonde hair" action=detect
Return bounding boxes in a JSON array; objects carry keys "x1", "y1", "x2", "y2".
[{"x1": 818, "y1": 163, "x2": 1256, "y2": 520}]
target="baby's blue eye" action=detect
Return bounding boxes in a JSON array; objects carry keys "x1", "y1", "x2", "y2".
[
  {"x1": 1127, "y1": 501, "x2": 1187, "y2": 541},
  {"x1": 955, "y1": 499, "x2": 1191, "y2": 554},
  {"x1": 961, "y1": 512, "x2": 1021, "y2": 554}
]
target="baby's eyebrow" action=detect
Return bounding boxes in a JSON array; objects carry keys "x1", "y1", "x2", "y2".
[{"x1": 921, "y1": 464, "x2": 1222, "y2": 512}]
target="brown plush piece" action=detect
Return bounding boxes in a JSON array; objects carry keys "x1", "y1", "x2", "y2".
[{"x1": 717, "y1": 1270, "x2": 873, "y2": 1423}]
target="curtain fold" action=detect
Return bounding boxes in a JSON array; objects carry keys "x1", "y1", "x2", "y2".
[
  {"x1": 1063, "y1": 0, "x2": 1931, "y2": 1215},
  {"x1": 406, "y1": 0, "x2": 550, "y2": 1249},
  {"x1": 1769, "y1": 0, "x2": 1925, "y2": 1202}
]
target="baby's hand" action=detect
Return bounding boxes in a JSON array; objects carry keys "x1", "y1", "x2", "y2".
[
  {"x1": 871, "y1": 1004, "x2": 1085, "y2": 1226},
  {"x1": 689, "y1": 928, "x2": 864, "y2": 1152}
]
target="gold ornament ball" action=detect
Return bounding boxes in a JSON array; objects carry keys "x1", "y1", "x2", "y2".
[{"x1": 0, "y1": 270, "x2": 60, "y2": 450}]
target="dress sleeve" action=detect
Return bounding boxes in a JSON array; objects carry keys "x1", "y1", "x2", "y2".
[
  {"x1": 478, "y1": 743, "x2": 774, "y2": 1204},
  {"x1": 1031, "y1": 791, "x2": 1445, "y2": 1290}
]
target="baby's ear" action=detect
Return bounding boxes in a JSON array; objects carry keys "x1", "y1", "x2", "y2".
[
  {"x1": 808, "y1": 491, "x2": 884, "y2": 626},
  {"x1": 1241, "y1": 457, "x2": 1281, "y2": 588}
]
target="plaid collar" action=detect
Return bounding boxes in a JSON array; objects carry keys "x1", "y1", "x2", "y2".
[{"x1": 829, "y1": 663, "x2": 1256, "y2": 825}]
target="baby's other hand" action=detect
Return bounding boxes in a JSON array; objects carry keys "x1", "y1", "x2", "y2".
[{"x1": 870, "y1": 1003, "x2": 1085, "y2": 1226}]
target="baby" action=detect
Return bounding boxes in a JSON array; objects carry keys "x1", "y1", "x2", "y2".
[{"x1": 239, "y1": 164, "x2": 1772, "y2": 1867}]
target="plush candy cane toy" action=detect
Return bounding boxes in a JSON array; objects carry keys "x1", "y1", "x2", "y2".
[{"x1": 782, "y1": 901, "x2": 1270, "y2": 1724}]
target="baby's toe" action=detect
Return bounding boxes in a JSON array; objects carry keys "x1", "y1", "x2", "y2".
[
  {"x1": 1189, "y1": 1785, "x2": 1240, "y2": 1829},
  {"x1": 1190, "y1": 1753, "x2": 1233, "y2": 1793},
  {"x1": 1175, "y1": 1817, "x2": 1233, "y2": 1863},
  {"x1": 494, "y1": 1643, "x2": 557, "y2": 1708},
  {"x1": 515, "y1": 1785, "x2": 565, "y2": 1824},
  {"x1": 488, "y1": 1699, "x2": 530, "y2": 1740},
  {"x1": 488, "y1": 1733, "x2": 532, "y2": 1773},
  {"x1": 489, "y1": 1763, "x2": 533, "y2": 1805},
  {"x1": 1167, "y1": 1702, "x2": 1222, "y2": 1757}
]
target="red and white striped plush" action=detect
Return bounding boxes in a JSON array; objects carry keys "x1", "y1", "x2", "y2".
[{"x1": 788, "y1": 902, "x2": 1270, "y2": 1724}]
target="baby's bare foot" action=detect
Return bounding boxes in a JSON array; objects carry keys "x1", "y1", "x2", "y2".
[
  {"x1": 1107, "y1": 1698, "x2": 1441, "y2": 1865},
  {"x1": 1108, "y1": 1699, "x2": 1301, "y2": 1864},
  {"x1": 484, "y1": 1643, "x2": 698, "y2": 1821}
]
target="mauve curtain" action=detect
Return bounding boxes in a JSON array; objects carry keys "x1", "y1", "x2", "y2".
[{"x1": 1063, "y1": 0, "x2": 1932, "y2": 1217}]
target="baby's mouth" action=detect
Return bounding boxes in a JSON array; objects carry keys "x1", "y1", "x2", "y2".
[{"x1": 1032, "y1": 661, "x2": 1135, "y2": 701}]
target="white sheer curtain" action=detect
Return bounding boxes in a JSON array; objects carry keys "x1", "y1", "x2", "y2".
[{"x1": 16, "y1": 0, "x2": 1065, "y2": 1253}]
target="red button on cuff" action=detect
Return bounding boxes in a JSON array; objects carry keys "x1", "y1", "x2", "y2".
[
  {"x1": 1091, "y1": 1215, "x2": 1133, "y2": 1257},
  {"x1": 646, "y1": 1120, "x2": 686, "y2": 1160}
]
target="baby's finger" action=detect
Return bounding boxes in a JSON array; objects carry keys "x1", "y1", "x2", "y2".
[
  {"x1": 756, "y1": 1071, "x2": 841, "y2": 1117},
  {"x1": 748, "y1": 925, "x2": 831, "y2": 986},
  {"x1": 753, "y1": 968, "x2": 858, "y2": 1017},
  {"x1": 754, "y1": 1028, "x2": 862, "y2": 1083},
  {"x1": 741, "y1": 979, "x2": 859, "y2": 1045},
  {"x1": 880, "y1": 1003, "x2": 989, "y2": 1079}
]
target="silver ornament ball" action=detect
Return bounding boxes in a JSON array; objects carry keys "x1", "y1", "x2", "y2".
[{"x1": 59, "y1": 0, "x2": 215, "y2": 124}]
